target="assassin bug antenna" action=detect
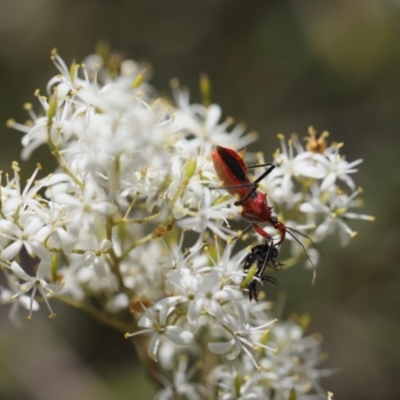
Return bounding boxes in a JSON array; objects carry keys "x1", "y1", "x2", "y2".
[{"x1": 285, "y1": 227, "x2": 318, "y2": 284}]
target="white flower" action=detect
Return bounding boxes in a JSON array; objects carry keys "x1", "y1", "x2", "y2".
[
  {"x1": 208, "y1": 302, "x2": 277, "y2": 369},
  {"x1": 210, "y1": 320, "x2": 336, "y2": 399},
  {"x1": 0, "y1": 269, "x2": 40, "y2": 327},
  {"x1": 155, "y1": 268, "x2": 242, "y2": 332},
  {"x1": 12, "y1": 85, "x2": 76, "y2": 160},
  {"x1": 154, "y1": 356, "x2": 207, "y2": 400},
  {"x1": 205, "y1": 241, "x2": 249, "y2": 286},
  {"x1": 53, "y1": 174, "x2": 117, "y2": 238},
  {"x1": 125, "y1": 306, "x2": 194, "y2": 362},
  {"x1": 300, "y1": 186, "x2": 374, "y2": 245},
  {"x1": 0, "y1": 162, "x2": 44, "y2": 216},
  {"x1": 259, "y1": 321, "x2": 337, "y2": 397},
  {"x1": 106, "y1": 292, "x2": 129, "y2": 313},
  {"x1": 171, "y1": 83, "x2": 255, "y2": 150},
  {"x1": 6, "y1": 260, "x2": 64, "y2": 320},
  {"x1": 176, "y1": 186, "x2": 236, "y2": 246},
  {"x1": 273, "y1": 134, "x2": 325, "y2": 200},
  {"x1": 210, "y1": 366, "x2": 266, "y2": 400},
  {"x1": 84, "y1": 238, "x2": 113, "y2": 278},
  {"x1": 36, "y1": 200, "x2": 73, "y2": 256},
  {"x1": 318, "y1": 143, "x2": 363, "y2": 191},
  {"x1": 0, "y1": 217, "x2": 50, "y2": 262}
]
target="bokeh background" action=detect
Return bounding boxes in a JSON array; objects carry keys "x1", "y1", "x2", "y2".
[{"x1": 0, "y1": 1, "x2": 399, "y2": 399}]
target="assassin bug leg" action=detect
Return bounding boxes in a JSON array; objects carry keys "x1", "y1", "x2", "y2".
[
  {"x1": 233, "y1": 164, "x2": 276, "y2": 206},
  {"x1": 243, "y1": 242, "x2": 282, "y2": 302}
]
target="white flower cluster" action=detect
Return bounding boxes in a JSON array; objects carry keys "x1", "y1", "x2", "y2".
[
  {"x1": 2, "y1": 49, "x2": 370, "y2": 398},
  {"x1": 267, "y1": 130, "x2": 373, "y2": 249}
]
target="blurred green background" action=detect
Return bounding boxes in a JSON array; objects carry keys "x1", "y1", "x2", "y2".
[{"x1": 0, "y1": 1, "x2": 399, "y2": 399}]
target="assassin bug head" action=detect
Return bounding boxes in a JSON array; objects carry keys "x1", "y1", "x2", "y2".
[{"x1": 243, "y1": 242, "x2": 281, "y2": 302}]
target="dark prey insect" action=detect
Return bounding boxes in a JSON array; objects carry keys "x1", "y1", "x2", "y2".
[{"x1": 243, "y1": 242, "x2": 281, "y2": 302}]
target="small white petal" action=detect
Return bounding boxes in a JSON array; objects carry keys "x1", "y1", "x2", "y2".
[
  {"x1": 205, "y1": 105, "x2": 222, "y2": 131},
  {"x1": 24, "y1": 218, "x2": 45, "y2": 237},
  {"x1": 208, "y1": 300, "x2": 224, "y2": 323},
  {"x1": 281, "y1": 174, "x2": 293, "y2": 198},
  {"x1": 336, "y1": 219, "x2": 354, "y2": 246},
  {"x1": 138, "y1": 315, "x2": 154, "y2": 329},
  {"x1": 208, "y1": 340, "x2": 234, "y2": 354},
  {"x1": 2, "y1": 241, "x2": 23, "y2": 261},
  {"x1": 55, "y1": 228, "x2": 73, "y2": 255},
  {"x1": 92, "y1": 202, "x2": 117, "y2": 215},
  {"x1": 299, "y1": 202, "x2": 316, "y2": 213},
  {"x1": 165, "y1": 326, "x2": 193, "y2": 345},
  {"x1": 30, "y1": 243, "x2": 51, "y2": 262},
  {"x1": 314, "y1": 220, "x2": 332, "y2": 242},
  {"x1": 54, "y1": 193, "x2": 81, "y2": 208},
  {"x1": 295, "y1": 163, "x2": 325, "y2": 179},
  {"x1": 36, "y1": 261, "x2": 51, "y2": 280},
  {"x1": 226, "y1": 339, "x2": 241, "y2": 361},
  {"x1": 44, "y1": 283, "x2": 65, "y2": 293},
  {"x1": 19, "y1": 295, "x2": 40, "y2": 311},
  {"x1": 9, "y1": 261, "x2": 32, "y2": 281},
  {"x1": 100, "y1": 239, "x2": 113, "y2": 252},
  {"x1": 320, "y1": 173, "x2": 337, "y2": 191},
  {"x1": 0, "y1": 220, "x2": 20, "y2": 235},
  {"x1": 106, "y1": 293, "x2": 129, "y2": 313},
  {"x1": 41, "y1": 173, "x2": 71, "y2": 187},
  {"x1": 343, "y1": 212, "x2": 373, "y2": 221},
  {"x1": 188, "y1": 299, "x2": 204, "y2": 322},
  {"x1": 148, "y1": 333, "x2": 161, "y2": 362},
  {"x1": 84, "y1": 252, "x2": 95, "y2": 266},
  {"x1": 339, "y1": 173, "x2": 356, "y2": 190},
  {"x1": 300, "y1": 202, "x2": 326, "y2": 214},
  {"x1": 236, "y1": 302, "x2": 246, "y2": 329},
  {"x1": 154, "y1": 296, "x2": 187, "y2": 310},
  {"x1": 93, "y1": 258, "x2": 107, "y2": 278}
]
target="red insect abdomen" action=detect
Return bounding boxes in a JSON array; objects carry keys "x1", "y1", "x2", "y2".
[{"x1": 212, "y1": 147, "x2": 251, "y2": 198}]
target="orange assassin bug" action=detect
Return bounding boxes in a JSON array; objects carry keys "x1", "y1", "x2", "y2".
[{"x1": 212, "y1": 145, "x2": 316, "y2": 281}]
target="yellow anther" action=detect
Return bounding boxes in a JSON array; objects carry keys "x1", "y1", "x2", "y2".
[
  {"x1": 6, "y1": 119, "x2": 15, "y2": 128},
  {"x1": 170, "y1": 77, "x2": 179, "y2": 88}
]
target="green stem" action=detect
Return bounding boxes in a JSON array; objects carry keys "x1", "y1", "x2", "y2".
[
  {"x1": 106, "y1": 216, "x2": 132, "y2": 296},
  {"x1": 46, "y1": 122, "x2": 84, "y2": 189},
  {"x1": 123, "y1": 192, "x2": 140, "y2": 219},
  {"x1": 119, "y1": 231, "x2": 155, "y2": 261},
  {"x1": 114, "y1": 212, "x2": 161, "y2": 226}
]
